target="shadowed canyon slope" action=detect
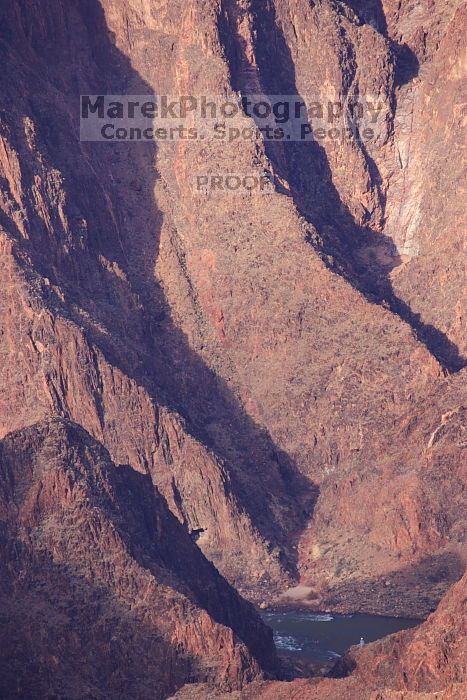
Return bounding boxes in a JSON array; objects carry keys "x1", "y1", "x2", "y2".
[
  {"x1": 0, "y1": 419, "x2": 277, "y2": 698},
  {"x1": 0, "y1": 0, "x2": 465, "y2": 697}
]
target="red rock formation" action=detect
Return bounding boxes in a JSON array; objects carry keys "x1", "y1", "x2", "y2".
[
  {"x1": 0, "y1": 0, "x2": 465, "y2": 695},
  {"x1": 0, "y1": 418, "x2": 277, "y2": 698},
  {"x1": 0, "y1": 0, "x2": 313, "y2": 596},
  {"x1": 387, "y1": 1, "x2": 466, "y2": 367},
  {"x1": 338, "y1": 571, "x2": 467, "y2": 693}
]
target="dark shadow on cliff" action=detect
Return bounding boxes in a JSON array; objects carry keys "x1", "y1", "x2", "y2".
[
  {"x1": 0, "y1": 0, "x2": 318, "y2": 588},
  {"x1": 0, "y1": 536, "x2": 200, "y2": 699},
  {"x1": 111, "y1": 460, "x2": 279, "y2": 674},
  {"x1": 219, "y1": 0, "x2": 465, "y2": 373},
  {"x1": 0, "y1": 417, "x2": 279, "y2": 687},
  {"x1": 342, "y1": 0, "x2": 420, "y2": 86}
]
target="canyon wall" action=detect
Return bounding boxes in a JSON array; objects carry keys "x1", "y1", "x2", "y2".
[{"x1": 0, "y1": 0, "x2": 465, "y2": 695}]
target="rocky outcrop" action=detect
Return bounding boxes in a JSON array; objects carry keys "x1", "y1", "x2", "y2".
[
  {"x1": 0, "y1": 418, "x2": 277, "y2": 699},
  {"x1": 337, "y1": 571, "x2": 467, "y2": 693}
]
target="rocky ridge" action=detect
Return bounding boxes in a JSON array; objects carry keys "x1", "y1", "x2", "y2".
[{"x1": 0, "y1": 418, "x2": 277, "y2": 698}]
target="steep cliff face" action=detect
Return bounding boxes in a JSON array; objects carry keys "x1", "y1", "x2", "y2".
[
  {"x1": 219, "y1": 0, "x2": 465, "y2": 371},
  {"x1": 0, "y1": 419, "x2": 277, "y2": 699},
  {"x1": 0, "y1": 0, "x2": 464, "y2": 643},
  {"x1": 211, "y1": 0, "x2": 467, "y2": 611},
  {"x1": 386, "y1": 1, "x2": 466, "y2": 365},
  {"x1": 0, "y1": 0, "x2": 305, "y2": 594}
]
